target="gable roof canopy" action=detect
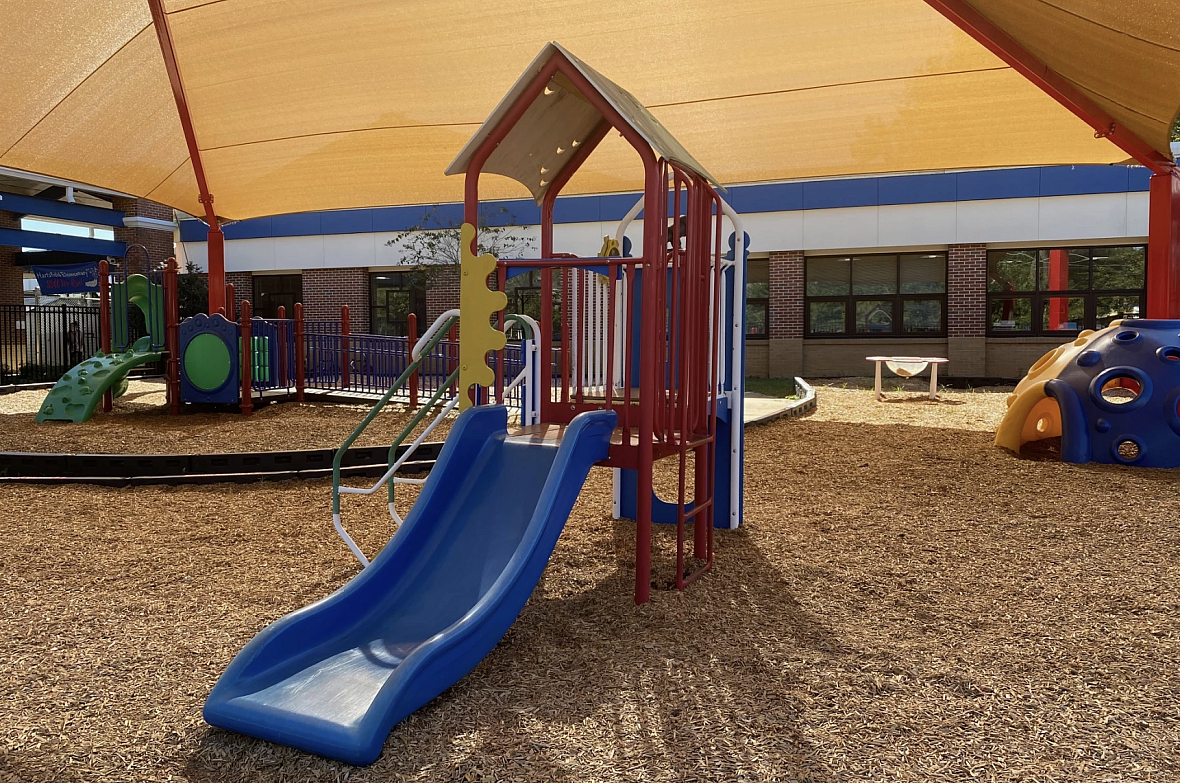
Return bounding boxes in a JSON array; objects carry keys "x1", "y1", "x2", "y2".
[
  {"x1": 0, "y1": 1, "x2": 1177, "y2": 221},
  {"x1": 446, "y1": 43, "x2": 722, "y2": 204}
]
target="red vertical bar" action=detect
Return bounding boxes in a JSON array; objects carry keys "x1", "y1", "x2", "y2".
[
  {"x1": 561, "y1": 268, "x2": 570, "y2": 404},
  {"x1": 225, "y1": 282, "x2": 235, "y2": 321},
  {"x1": 206, "y1": 226, "x2": 226, "y2": 316},
  {"x1": 340, "y1": 304, "x2": 351, "y2": 390},
  {"x1": 1047, "y1": 249, "x2": 1069, "y2": 329},
  {"x1": 164, "y1": 258, "x2": 181, "y2": 416},
  {"x1": 635, "y1": 156, "x2": 664, "y2": 605},
  {"x1": 576, "y1": 269, "x2": 585, "y2": 405},
  {"x1": 622, "y1": 264, "x2": 634, "y2": 438},
  {"x1": 1147, "y1": 171, "x2": 1180, "y2": 318},
  {"x1": 294, "y1": 303, "x2": 306, "y2": 402},
  {"x1": 605, "y1": 262, "x2": 616, "y2": 411},
  {"x1": 407, "y1": 312, "x2": 419, "y2": 409},
  {"x1": 240, "y1": 300, "x2": 253, "y2": 416}
]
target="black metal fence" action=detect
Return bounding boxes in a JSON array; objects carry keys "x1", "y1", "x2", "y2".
[{"x1": 0, "y1": 303, "x2": 161, "y2": 386}]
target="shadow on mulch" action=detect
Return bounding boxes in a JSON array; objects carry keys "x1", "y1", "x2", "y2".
[
  {"x1": 180, "y1": 521, "x2": 844, "y2": 783},
  {"x1": 880, "y1": 395, "x2": 966, "y2": 406}
]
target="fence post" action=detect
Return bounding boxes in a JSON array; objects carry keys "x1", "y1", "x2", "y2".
[
  {"x1": 225, "y1": 283, "x2": 235, "y2": 321},
  {"x1": 240, "y1": 300, "x2": 253, "y2": 416},
  {"x1": 407, "y1": 312, "x2": 418, "y2": 409},
  {"x1": 164, "y1": 258, "x2": 181, "y2": 416},
  {"x1": 98, "y1": 259, "x2": 113, "y2": 413},
  {"x1": 276, "y1": 305, "x2": 288, "y2": 389},
  {"x1": 341, "y1": 304, "x2": 350, "y2": 391},
  {"x1": 294, "y1": 303, "x2": 305, "y2": 402}
]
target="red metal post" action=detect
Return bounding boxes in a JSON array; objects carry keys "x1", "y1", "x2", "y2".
[
  {"x1": 225, "y1": 282, "x2": 235, "y2": 321},
  {"x1": 294, "y1": 303, "x2": 306, "y2": 402},
  {"x1": 147, "y1": 0, "x2": 226, "y2": 314},
  {"x1": 207, "y1": 224, "x2": 225, "y2": 315},
  {"x1": 1147, "y1": 171, "x2": 1180, "y2": 319},
  {"x1": 164, "y1": 258, "x2": 181, "y2": 416},
  {"x1": 239, "y1": 300, "x2": 253, "y2": 416},
  {"x1": 407, "y1": 312, "x2": 419, "y2": 409},
  {"x1": 340, "y1": 304, "x2": 351, "y2": 390},
  {"x1": 98, "y1": 260, "x2": 113, "y2": 413}
]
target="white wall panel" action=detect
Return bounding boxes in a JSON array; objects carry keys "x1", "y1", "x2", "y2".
[
  {"x1": 1127, "y1": 192, "x2": 1150, "y2": 237},
  {"x1": 1037, "y1": 193, "x2": 1128, "y2": 242},
  {"x1": 224, "y1": 237, "x2": 276, "y2": 272},
  {"x1": 803, "y1": 206, "x2": 877, "y2": 250},
  {"x1": 877, "y1": 202, "x2": 957, "y2": 247},
  {"x1": 954, "y1": 198, "x2": 1040, "y2": 244}
]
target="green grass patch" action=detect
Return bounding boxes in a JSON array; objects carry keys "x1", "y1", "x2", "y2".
[{"x1": 744, "y1": 376, "x2": 798, "y2": 398}]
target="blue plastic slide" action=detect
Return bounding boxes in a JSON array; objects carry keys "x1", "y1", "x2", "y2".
[{"x1": 204, "y1": 406, "x2": 617, "y2": 765}]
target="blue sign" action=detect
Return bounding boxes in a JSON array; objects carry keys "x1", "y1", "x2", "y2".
[{"x1": 31, "y1": 262, "x2": 100, "y2": 295}]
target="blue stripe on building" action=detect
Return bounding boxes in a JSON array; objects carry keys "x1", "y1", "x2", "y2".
[{"x1": 180, "y1": 165, "x2": 1153, "y2": 243}]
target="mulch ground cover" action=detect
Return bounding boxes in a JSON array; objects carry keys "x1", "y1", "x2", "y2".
[
  {"x1": 0, "y1": 381, "x2": 448, "y2": 455},
  {"x1": 2, "y1": 384, "x2": 1178, "y2": 781}
]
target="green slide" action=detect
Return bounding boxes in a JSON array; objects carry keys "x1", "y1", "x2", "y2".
[
  {"x1": 36, "y1": 337, "x2": 164, "y2": 423},
  {"x1": 37, "y1": 273, "x2": 167, "y2": 424}
]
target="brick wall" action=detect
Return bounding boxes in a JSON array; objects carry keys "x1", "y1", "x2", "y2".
[
  {"x1": 768, "y1": 251, "x2": 804, "y2": 339},
  {"x1": 303, "y1": 268, "x2": 369, "y2": 332},
  {"x1": 111, "y1": 197, "x2": 175, "y2": 274},
  {"x1": 425, "y1": 266, "x2": 461, "y2": 323},
  {"x1": 224, "y1": 272, "x2": 253, "y2": 319},
  {"x1": 0, "y1": 210, "x2": 22, "y2": 309},
  {"x1": 948, "y1": 243, "x2": 987, "y2": 337}
]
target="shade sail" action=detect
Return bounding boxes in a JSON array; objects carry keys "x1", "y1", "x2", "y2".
[{"x1": 1, "y1": 0, "x2": 1177, "y2": 221}]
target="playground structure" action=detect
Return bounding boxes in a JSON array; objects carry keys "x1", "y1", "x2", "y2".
[
  {"x1": 203, "y1": 43, "x2": 749, "y2": 766},
  {"x1": 34, "y1": 256, "x2": 533, "y2": 425},
  {"x1": 997, "y1": 319, "x2": 1180, "y2": 468}
]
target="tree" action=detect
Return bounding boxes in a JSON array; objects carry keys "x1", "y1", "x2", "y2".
[
  {"x1": 177, "y1": 259, "x2": 208, "y2": 319},
  {"x1": 383, "y1": 206, "x2": 534, "y2": 290}
]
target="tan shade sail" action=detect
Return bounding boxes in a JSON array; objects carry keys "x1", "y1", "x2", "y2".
[{"x1": 1, "y1": 0, "x2": 1177, "y2": 221}]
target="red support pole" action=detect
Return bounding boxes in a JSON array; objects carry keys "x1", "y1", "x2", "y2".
[
  {"x1": 98, "y1": 260, "x2": 113, "y2": 413},
  {"x1": 340, "y1": 304, "x2": 351, "y2": 390},
  {"x1": 207, "y1": 224, "x2": 225, "y2": 315},
  {"x1": 240, "y1": 300, "x2": 253, "y2": 416},
  {"x1": 407, "y1": 312, "x2": 419, "y2": 409},
  {"x1": 294, "y1": 303, "x2": 306, "y2": 402},
  {"x1": 225, "y1": 282, "x2": 235, "y2": 321},
  {"x1": 1047, "y1": 249, "x2": 1069, "y2": 329},
  {"x1": 164, "y1": 258, "x2": 181, "y2": 416},
  {"x1": 1147, "y1": 171, "x2": 1180, "y2": 319},
  {"x1": 147, "y1": 0, "x2": 226, "y2": 313}
]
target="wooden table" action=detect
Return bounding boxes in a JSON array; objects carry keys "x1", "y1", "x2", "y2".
[{"x1": 866, "y1": 356, "x2": 949, "y2": 401}]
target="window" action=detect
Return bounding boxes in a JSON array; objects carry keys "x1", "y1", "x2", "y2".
[
  {"x1": 804, "y1": 253, "x2": 946, "y2": 337},
  {"x1": 252, "y1": 274, "x2": 302, "y2": 320},
  {"x1": 987, "y1": 246, "x2": 1145, "y2": 335},
  {"x1": 502, "y1": 270, "x2": 562, "y2": 335},
  {"x1": 745, "y1": 258, "x2": 769, "y2": 338},
  {"x1": 370, "y1": 272, "x2": 426, "y2": 336},
  {"x1": 20, "y1": 216, "x2": 116, "y2": 254}
]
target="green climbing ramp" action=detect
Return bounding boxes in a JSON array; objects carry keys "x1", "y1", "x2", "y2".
[{"x1": 36, "y1": 337, "x2": 164, "y2": 423}]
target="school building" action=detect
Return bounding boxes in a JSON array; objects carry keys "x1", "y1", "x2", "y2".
[
  {"x1": 175, "y1": 162, "x2": 1164, "y2": 380},
  {"x1": 0, "y1": 159, "x2": 1171, "y2": 381}
]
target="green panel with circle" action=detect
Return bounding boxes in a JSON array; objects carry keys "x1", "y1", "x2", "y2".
[{"x1": 184, "y1": 333, "x2": 232, "y2": 391}]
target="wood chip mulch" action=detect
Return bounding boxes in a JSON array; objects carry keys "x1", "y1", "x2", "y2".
[
  {"x1": 2, "y1": 383, "x2": 1178, "y2": 782},
  {"x1": 0, "y1": 380, "x2": 450, "y2": 454}
]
